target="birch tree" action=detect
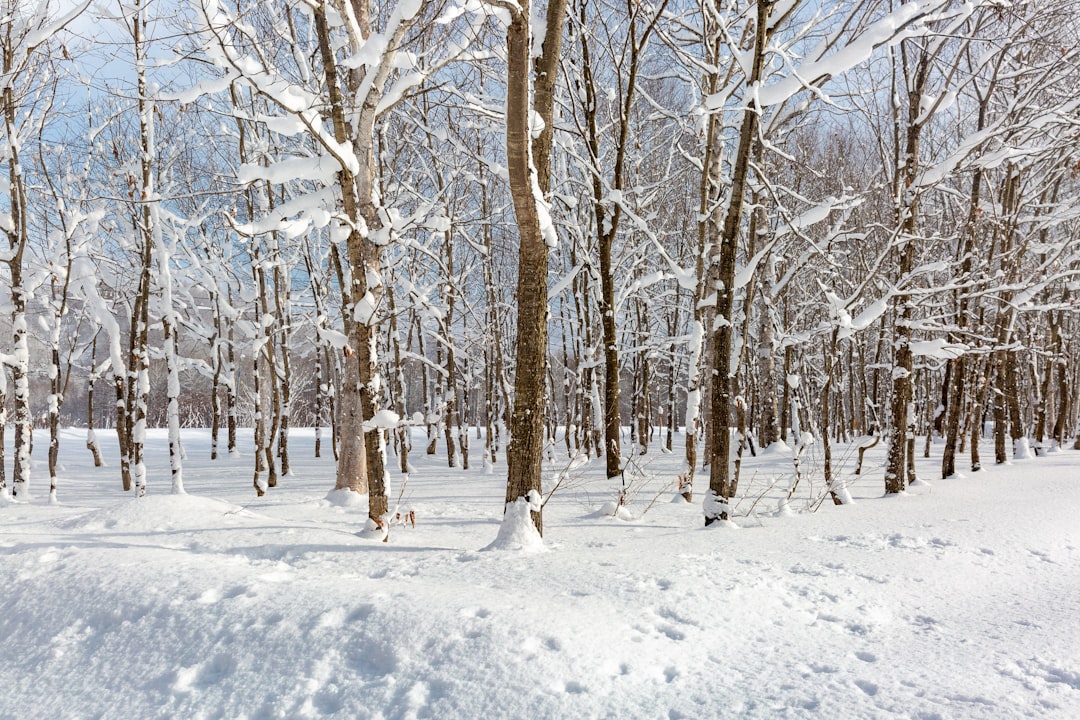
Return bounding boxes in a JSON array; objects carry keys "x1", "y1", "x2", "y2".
[
  {"x1": 1, "y1": 0, "x2": 88, "y2": 499},
  {"x1": 193, "y1": 0, "x2": 485, "y2": 527}
]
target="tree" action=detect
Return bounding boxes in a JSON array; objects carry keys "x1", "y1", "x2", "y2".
[
  {"x1": 1, "y1": 0, "x2": 88, "y2": 499},
  {"x1": 193, "y1": 0, "x2": 486, "y2": 528},
  {"x1": 703, "y1": 0, "x2": 775, "y2": 524},
  {"x1": 498, "y1": 0, "x2": 568, "y2": 535}
]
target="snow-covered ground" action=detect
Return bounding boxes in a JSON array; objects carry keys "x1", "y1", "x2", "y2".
[{"x1": 2, "y1": 428, "x2": 1079, "y2": 719}]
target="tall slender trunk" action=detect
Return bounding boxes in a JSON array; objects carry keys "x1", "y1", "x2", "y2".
[
  {"x1": 705, "y1": 1, "x2": 772, "y2": 524},
  {"x1": 943, "y1": 160, "x2": 985, "y2": 477},
  {"x1": 386, "y1": 277, "x2": 409, "y2": 473},
  {"x1": 503, "y1": 0, "x2": 568, "y2": 535},
  {"x1": 211, "y1": 299, "x2": 223, "y2": 461},
  {"x1": 503, "y1": 9, "x2": 550, "y2": 525},
  {"x1": 315, "y1": 0, "x2": 391, "y2": 526},
  {"x1": 884, "y1": 48, "x2": 930, "y2": 495},
  {"x1": 3, "y1": 66, "x2": 31, "y2": 498},
  {"x1": 821, "y1": 330, "x2": 845, "y2": 504},
  {"x1": 757, "y1": 289, "x2": 779, "y2": 448},
  {"x1": 226, "y1": 293, "x2": 238, "y2": 456},
  {"x1": 274, "y1": 261, "x2": 293, "y2": 477},
  {"x1": 0, "y1": 370, "x2": 6, "y2": 499},
  {"x1": 86, "y1": 335, "x2": 104, "y2": 467}
]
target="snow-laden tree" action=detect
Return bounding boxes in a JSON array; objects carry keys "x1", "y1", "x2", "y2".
[
  {"x1": 189, "y1": 0, "x2": 489, "y2": 529},
  {"x1": 1, "y1": 0, "x2": 89, "y2": 500},
  {"x1": 680, "y1": 0, "x2": 981, "y2": 522},
  {"x1": 493, "y1": 0, "x2": 569, "y2": 536}
]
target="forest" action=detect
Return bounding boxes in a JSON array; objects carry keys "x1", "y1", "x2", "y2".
[{"x1": 3, "y1": 0, "x2": 1080, "y2": 534}]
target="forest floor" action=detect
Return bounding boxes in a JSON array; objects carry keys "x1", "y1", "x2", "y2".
[{"x1": 2, "y1": 427, "x2": 1079, "y2": 719}]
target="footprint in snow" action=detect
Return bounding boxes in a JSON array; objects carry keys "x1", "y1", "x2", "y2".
[
  {"x1": 854, "y1": 679, "x2": 879, "y2": 696},
  {"x1": 1011, "y1": 658, "x2": 1080, "y2": 690},
  {"x1": 313, "y1": 684, "x2": 344, "y2": 715},
  {"x1": 912, "y1": 615, "x2": 939, "y2": 633},
  {"x1": 403, "y1": 680, "x2": 431, "y2": 716},
  {"x1": 855, "y1": 651, "x2": 877, "y2": 663},
  {"x1": 347, "y1": 604, "x2": 374, "y2": 623},
  {"x1": 656, "y1": 606, "x2": 699, "y2": 629},
  {"x1": 459, "y1": 607, "x2": 490, "y2": 620},
  {"x1": 224, "y1": 585, "x2": 249, "y2": 600},
  {"x1": 789, "y1": 564, "x2": 826, "y2": 577},
  {"x1": 657, "y1": 624, "x2": 686, "y2": 642},
  {"x1": 855, "y1": 572, "x2": 889, "y2": 585}
]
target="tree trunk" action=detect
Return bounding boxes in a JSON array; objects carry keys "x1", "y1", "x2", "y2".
[
  {"x1": 503, "y1": 0, "x2": 567, "y2": 535},
  {"x1": 315, "y1": 0, "x2": 390, "y2": 525},
  {"x1": 704, "y1": 1, "x2": 771, "y2": 525},
  {"x1": 884, "y1": 47, "x2": 931, "y2": 495},
  {"x1": 86, "y1": 336, "x2": 104, "y2": 467}
]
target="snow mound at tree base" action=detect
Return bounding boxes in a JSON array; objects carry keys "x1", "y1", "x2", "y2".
[
  {"x1": 483, "y1": 493, "x2": 545, "y2": 552},
  {"x1": 324, "y1": 488, "x2": 369, "y2": 508},
  {"x1": 761, "y1": 439, "x2": 793, "y2": 455},
  {"x1": 594, "y1": 501, "x2": 635, "y2": 520}
]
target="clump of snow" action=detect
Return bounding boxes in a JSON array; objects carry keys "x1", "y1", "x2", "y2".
[
  {"x1": 358, "y1": 516, "x2": 389, "y2": 542},
  {"x1": 762, "y1": 438, "x2": 792, "y2": 455},
  {"x1": 483, "y1": 491, "x2": 545, "y2": 552},
  {"x1": 910, "y1": 338, "x2": 967, "y2": 360},
  {"x1": 1013, "y1": 437, "x2": 1032, "y2": 460},
  {"x1": 364, "y1": 409, "x2": 401, "y2": 431},
  {"x1": 831, "y1": 485, "x2": 855, "y2": 505},
  {"x1": 703, "y1": 490, "x2": 738, "y2": 528},
  {"x1": 596, "y1": 501, "x2": 635, "y2": 521},
  {"x1": 324, "y1": 488, "x2": 369, "y2": 508}
]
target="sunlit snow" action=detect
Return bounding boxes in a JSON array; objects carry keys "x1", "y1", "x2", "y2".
[{"x1": 2, "y1": 428, "x2": 1078, "y2": 719}]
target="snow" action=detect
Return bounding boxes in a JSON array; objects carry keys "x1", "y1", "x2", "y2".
[
  {"x1": 840, "y1": 297, "x2": 890, "y2": 340},
  {"x1": 1013, "y1": 436, "x2": 1033, "y2": 461},
  {"x1": 910, "y1": 338, "x2": 968, "y2": 360},
  {"x1": 237, "y1": 155, "x2": 340, "y2": 186},
  {"x1": 2, "y1": 427, "x2": 1080, "y2": 719},
  {"x1": 364, "y1": 409, "x2": 401, "y2": 431},
  {"x1": 484, "y1": 491, "x2": 545, "y2": 552},
  {"x1": 316, "y1": 324, "x2": 350, "y2": 350},
  {"x1": 755, "y1": 2, "x2": 930, "y2": 108},
  {"x1": 762, "y1": 437, "x2": 792, "y2": 455}
]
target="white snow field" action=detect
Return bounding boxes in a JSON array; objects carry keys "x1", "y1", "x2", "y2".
[{"x1": 2, "y1": 427, "x2": 1079, "y2": 720}]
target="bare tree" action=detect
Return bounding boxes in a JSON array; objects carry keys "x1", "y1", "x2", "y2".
[{"x1": 498, "y1": 0, "x2": 569, "y2": 535}]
